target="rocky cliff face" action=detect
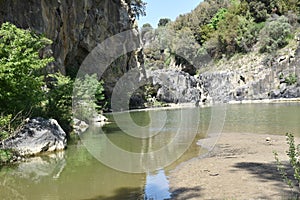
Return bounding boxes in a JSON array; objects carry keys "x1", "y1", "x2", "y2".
[
  {"x1": 0, "y1": 0, "x2": 140, "y2": 75},
  {"x1": 146, "y1": 69, "x2": 209, "y2": 104},
  {"x1": 200, "y1": 39, "x2": 300, "y2": 103},
  {"x1": 0, "y1": 0, "x2": 145, "y2": 101}
]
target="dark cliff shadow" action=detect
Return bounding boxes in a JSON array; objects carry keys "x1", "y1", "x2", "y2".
[{"x1": 231, "y1": 161, "x2": 299, "y2": 199}]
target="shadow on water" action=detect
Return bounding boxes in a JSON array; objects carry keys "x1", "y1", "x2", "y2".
[
  {"x1": 231, "y1": 161, "x2": 299, "y2": 199},
  {"x1": 83, "y1": 187, "x2": 144, "y2": 200},
  {"x1": 84, "y1": 186, "x2": 202, "y2": 200}
]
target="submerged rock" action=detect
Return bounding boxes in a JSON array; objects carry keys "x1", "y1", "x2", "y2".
[{"x1": 0, "y1": 117, "x2": 67, "y2": 156}]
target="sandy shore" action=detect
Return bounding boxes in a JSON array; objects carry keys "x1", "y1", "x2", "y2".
[{"x1": 169, "y1": 132, "x2": 300, "y2": 200}]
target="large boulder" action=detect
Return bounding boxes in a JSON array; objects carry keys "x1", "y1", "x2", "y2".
[{"x1": 0, "y1": 118, "x2": 67, "y2": 156}]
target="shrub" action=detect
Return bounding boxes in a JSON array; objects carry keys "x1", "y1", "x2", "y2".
[
  {"x1": 158, "y1": 18, "x2": 171, "y2": 27},
  {"x1": 0, "y1": 114, "x2": 12, "y2": 140},
  {"x1": 206, "y1": 13, "x2": 259, "y2": 57},
  {"x1": 285, "y1": 73, "x2": 298, "y2": 85},
  {"x1": 259, "y1": 16, "x2": 292, "y2": 53},
  {"x1": 73, "y1": 74, "x2": 105, "y2": 122},
  {"x1": 0, "y1": 22, "x2": 53, "y2": 115},
  {"x1": 248, "y1": 1, "x2": 268, "y2": 22},
  {"x1": 0, "y1": 23, "x2": 106, "y2": 134},
  {"x1": 0, "y1": 149, "x2": 13, "y2": 164},
  {"x1": 274, "y1": 133, "x2": 300, "y2": 190},
  {"x1": 43, "y1": 73, "x2": 74, "y2": 132},
  {"x1": 208, "y1": 8, "x2": 228, "y2": 30}
]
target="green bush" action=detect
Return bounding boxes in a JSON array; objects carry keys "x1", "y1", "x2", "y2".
[
  {"x1": 208, "y1": 8, "x2": 228, "y2": 30},
  {"x1": 73, "y1": 74, "x2": 105, "y2": 122},
  {"x1": 0, "y1": 22, "x2": 53, "y2": 115},
  {"x1": 158, "y1": 18, "x2": 171, "y2": 27},
  {"x1": 259, "y1": 16, "x2": 292, "y2": 53},
  {"x1": 0, "y1": 149, "x2": 13, "y2": 164},
  {"x1": 285, "y1": 73, "x2": 298, "y2": 85},
  {"x1": 206, "y1": 12, "x2": 259, "y2": 57},
  {"x1": 43, "y1": 73, "x2": 74, "y2": 132},
  {"x1": 0, "y1": 22, "x2": 107, "y2": 135},
  {"x1": 248, "y1": 1, "x2": 268, "y2": 22},
  {"x1": 0, "y1": 114, "x2": 12, "y2": 140},
  {"x1": 274, "y1": 133, "x2": 300, "y2": 190}
]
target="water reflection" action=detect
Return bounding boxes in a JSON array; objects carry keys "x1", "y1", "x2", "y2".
[
  {"x1": 224, "y1": 103, "x2": 300, "y2": 135},
  {"x1": 82, "y1": 108, "x2": 204, "y2": 173},
  {"x1": 145, "y1": 169, "x2": 171, "y2": 200},
  {"x1": 0, "y1": 103, "x2": 299, "y2": 199},
  {"x1": 0, "y1": 151, "x2": 66, "y2": 200}
]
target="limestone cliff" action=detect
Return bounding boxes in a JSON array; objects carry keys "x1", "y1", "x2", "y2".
[
  {"x1": 0, "y1": 0, "x2": 140, "y2": 75},
  {"x1": 200, "y1": 38, "x2": 300, "y2": 103}
]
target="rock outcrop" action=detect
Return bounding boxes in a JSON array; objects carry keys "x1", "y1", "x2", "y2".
[
  {"x1": 0, "y1": 118, "x2": 67, "y2": 156},
  {"x1": 0, "y1": 0, "x2": 137, "y2": 73},
  {"x1": 146, "y1": 69, "x2": 209, "y2": 104},
  {"x1": 200, "y1": 43, "x2": 300, "y2": 103}
]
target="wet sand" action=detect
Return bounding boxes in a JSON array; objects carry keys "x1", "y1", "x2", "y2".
[{"x1": 169, "y1": 132, "x2": 300, "y2": 200}]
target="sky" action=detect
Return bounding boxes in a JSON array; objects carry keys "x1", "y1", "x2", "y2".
[{"x1": 137, "y1": 0, "x2": 203, "y2": 28}]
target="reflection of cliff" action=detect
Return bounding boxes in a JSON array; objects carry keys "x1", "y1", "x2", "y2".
[{"x1": 101, "y1": 109, "x2": 205, "y2": 172}]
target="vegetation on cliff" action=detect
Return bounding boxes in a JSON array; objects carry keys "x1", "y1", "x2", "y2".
[{"x1": 141, "y1": 0, "x2": 300, "y2": 70}]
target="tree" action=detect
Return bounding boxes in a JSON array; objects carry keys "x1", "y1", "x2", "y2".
[
  {"x1": 0, "y1": 22, "x2": 107, "y2": 133},
  {"x1": 128, "y1": 0, "x2": 147, "y2": 19},
  {"x1": 0, "y1": 22, "x2": 53, "y2": 114},
  {"x1": 142, "y1": 23, "x2": 153, "y2": 29},
  {"x1": 158, "y1": 18, "x2": 171, "y2": 27},
  {"x1": 259, "y1": 16, "x2": 292, "y2": 53}
]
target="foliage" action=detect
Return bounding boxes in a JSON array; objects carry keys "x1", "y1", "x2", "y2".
[
  {"x1": 0, "y1": 22, "x2": 53, "y2": 115},
  {"x1": 142, "y1": 23, "x2": 153, "y2": 29},
  {"x1": 0, "y1": 22, "x2": 106, "y2": 137},
  {"x1": 274, "y1": 133, "x2": 300, "y2": 190},
  {"x1": 195, "y1": 24, "x2": 215, "y2": 45},
  {"x1": 170, "y1": 0, "x2": 298, "y2": 59},
  {"x1": 208, "y1": 8, "x2": 228, "y2": 30},
  {"x1": 285, "y1": 73, "x2": 298, "y2": 85},
  {"x1": 158, "y1": 18, "x2": 171, "y2": 27},
  {"x1": 0, "y1": 114, "x2": 12, "y2": 140},
  {"x1": 143, "y1": 84, "x2": 167, "y2": 108},
  {"x1": 0, "y1": 149, "x2": 13, "y2": 164},
  {"x1": 73, "y1": 74, "x2": 105, "y2": 122},
  {"x1": 43, "y1": 73, "x2": 74, "y2": 132},
  {"x1": 248, "y1": 1, "x2": 268, "y2": 22},
  {"x1": 206, "y1": 12, "x2": 259, "y2": 57},
  {"x1": 127, "y1": 0, "x2": 147, "y2": 19},
  {"x1": 259, "y1": 16, "x2": 292, "y2": 53}
]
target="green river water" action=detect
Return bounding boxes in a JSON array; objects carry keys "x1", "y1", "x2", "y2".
[{"x1": 0, "y1": 103, "x2": 300, "y2": 200}]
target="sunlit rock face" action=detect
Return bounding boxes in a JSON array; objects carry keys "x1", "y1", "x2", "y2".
[
  {"x1": 0, "y1": 0, "x2": 136, "y2": 72},
  {"x1": 0, "y1": 0, "x2": 145, "y2": 105},
  {"x1": 0, "y1": 118, "x2": 66, "y2": 156}
]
